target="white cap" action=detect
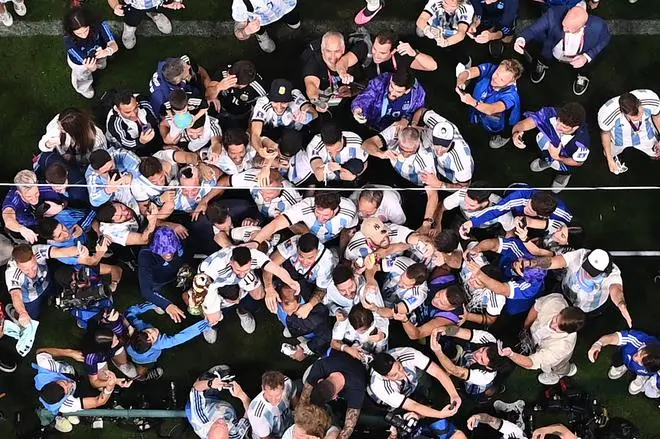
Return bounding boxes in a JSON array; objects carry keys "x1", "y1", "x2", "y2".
[{"x1": 432, "y1": 122, "x2": 454, "y2": 147}]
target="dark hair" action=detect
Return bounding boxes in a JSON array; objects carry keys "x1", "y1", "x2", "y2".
[
  {"x1": 169, "y1": 89, "x2": 189, "y2": 111},
  {"x1": 63, "y1": 7, "x2": 97, "y2": 40},
  {"x1": 348, "y1": 303, "x2": 373, "y2": 330},
  {"x1": 113, "y1": 90, "x2": 135, "y2": 108},
  {"x1": 641, "y1": 344, "x2": 660, "y2": 373},
  {"x1": 557, "y1": 307, "x2": 586, "y2": 333},
  {"x1": 37, "y1": 217, "x2": 60, "y2": 240},
  {"x1": 320, "y1": 121, "x2": 342, "y2": 145},
  {"x1": 530, "y1": 192, "x2": 557, "y2": 217},
  {"x1": 405, "y1": 263, "x2": 428, "y2": 285},
  {"x1": 231, "y1": 246, "x2": 252, "y2": 266},
  {"x1": 481, "y1": 264, "x2": 504, "y2": 282},
  {"x1": 558, "y1": 102, "x2": 586, "y2": 128},
  {"x1": 375, "y1": 31, "x2": 398, "y2": 47},
  {"x1": 314, "y1": 192, "x2": 341, "y2": 210},
  {"x1": 298, "y1": 233, "x2": 319, "y2": 253},
  {"x1": 12, "y1": 244, "x2": 34, "y2": 263},
  {"x1": 466, "y1": 181, "x2": 492, "y2": 204},
  {"x1": 261, "y1": 370, "x2": 286, "y2": 389},
  {"x1": 332, "y1": 265, "x2": 354, "y2": 285},
  {"x1": 310, "y1": 379, "x2": 336, "y2": 406},
  {"x1": 445, "y1": 285, "x2": 467, "y2": 307},
  {"x1": 40, "y1": 382, "x2": 66, "y2": 404},
  {"x1": 229, "y1": 60, "x2": 257, "y2": 85},
  {"x1": 89, "y1": 149, "x2": 112, "y2": 171},
  {"x1": 96, "y1": 203, "x2": 117, "y2": 223},
  {"x1": 434, "y1": 230, "x2": 459, "y2": 253},
  {"x1": 223, "y1": 128, "x2": 249, "y2": 150},
  {"x1": 483, "y1": 344, "x2": 513, "y2": 374},
  {"x1": 130, "y1": 331, "x2": 152, "y2": 354},
  {"x1": 206, "y1": 203, "x2": 231, "y2": 225},
  {"x1": 371, "y1": 352, "x2": 396, "y2": 376},
  {"x1": 391, "y1": 68, "x2": 415, "y2": 89},
  {"x1": 619, "y1": 92, "x2": 641, "y2": 117},
  {"x1": 45, "y1": 162, "x2": 68, "y2": 185},
  {"x1": 190, "y1": 113, "x2": 206, "y2": 129},
  {"x1": 59, "y1": 107, "x2": 97, "y2": 159},
  {"x1": 218, "y1": 284, "x2": 241, "y2": 301},
  {"x1": 139, "y1": 157, "x2": 163, "y2": 178},
  {"x1": 279, "y1": 129, "x2": 303, "y2": 157}
]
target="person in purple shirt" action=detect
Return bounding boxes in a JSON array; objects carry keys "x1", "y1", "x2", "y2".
[{"x1": 2, "y1": 170, "x2": 63, "y2": 243}]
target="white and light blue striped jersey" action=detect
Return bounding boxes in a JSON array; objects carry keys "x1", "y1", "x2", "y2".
[
  {"x1": 251, "y1": 90, "x2": 310, "y2": 130},
  {"x1": 379, "y1": 125, "x2": 436, "y2": 186},
  {"x1": 199, "y1": 247, "x2": 270, "y2": 287},
  {"x1": 282, "y1": 197, "x2": 358, "y2": 243},
  {"x1": 85, "y1": 147, "x2": 141, "y2": 207},
  {"x1": 598, "y1": 89, "x2": 660, "y2": 151},
  {"x1": 35, "y1": 353, "x2": 82, "y2": 414},
  {"x1": 367, "y1": 347, "x2": 431, "y2": 408},
  {"x1": 231, "y1": 0, "x2": 297, "y2": 26},
  {"x1": 306, "y1": 131, "x2": 367, "y2": 181},
  {"x1": 460, "y1": 245, "x2": 506, "y2": 316},
  {"x1": 130, "y1": 174, "x2": 168, "y2": 206},
  {"x1": 276, "y1": 235, "x2": 338, "y2": 289},
  {"x1": 380, "y1": 256, "x2": 428, "y2": 313},
  {"x1": 332, "y1": 309, "x2": 389, "y2": 354},
  {"x1": 5, "y1": 245, "x2": 51, "y2": 303},
  {"x1": 324, "y1": 274, "x2": 372, "y2": 316},
  {"x1": 172, "y1": 178, "x2": 218, "y2": 213},
  {"x1": 205, "y1": 143, "x2": 257, "y2": 175},
  {"x1": 123, "y1": 0, "x2": 164, "y2": 10},
  {"x1": 187, "y1": 391, "x2": 250, "y2": 439},
  {"x1": 422, "y1": 0, "x2": 475, "y2": 37},
  {"x1": 169, "y1": 115, "x2": 222, "y2": 152},
  {"x1": 422, "y1": 110, "x2": 474, "y2": 183},
  {"x1": 247, "y1": 377, "x2": 295, "y2": 439},
  {"x1": 344, "y1": 224, "x2": 413, "y2": 261},
  {"x1": 350, "y1": 185, "x2": 407, "y2": 225},
  {"x1": 230, "y1": 169, "x2": 303, "y2": 219}
]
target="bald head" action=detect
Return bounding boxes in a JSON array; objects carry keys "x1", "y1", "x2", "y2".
[{"x1": 562, "y1": 6, "x2": 588, "y2": 34}]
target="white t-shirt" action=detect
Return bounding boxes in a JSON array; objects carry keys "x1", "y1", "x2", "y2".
[
  {"x1": 276, "y1": 235, "x2": 338, "y2": 289},
  {"x1": 247, "y1": 377, "x2": 295, "y2": 438},
  {"x1": 368, "y1": 347, "x2": 431, "y2": 408},
  {"x1": 282, "y1": 197, "x2": 358, "y2": 243},
  {"x1": 561, "y1": 249, "x2": 623, "y2": 313},
  {"x1": 351, "y1": 185, "x2": 406, "y2": 225}
]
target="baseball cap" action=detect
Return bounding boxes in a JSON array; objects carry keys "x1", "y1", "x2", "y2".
[
  {"x1": 432, "y1": 122, "x2": 454, "y2": 147},
  {"x1": 268, "y1": 79, "x2": 293, "y2": 103},
  {"x1": 581, "y1": 249, "x2": 611, "y2": 277},
  {"x1": 342, "y1": 158, "x2": 366, "y2": 176},
  {"x1": 361, "y1": 217, "x2": 388, "y2": 242}
]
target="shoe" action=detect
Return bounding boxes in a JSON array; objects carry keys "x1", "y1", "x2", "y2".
[
  {"x1": 154, "y1": 307, "x2": 165, "y2": 315},
  {"x1": 80, "y1": 88, "x2": 95, "y2": 99},
  {"x1": 573, "y1": 75, "x2": 590, "y2": 96},
  {"x1": 538, "y1": 372, "x2": 561, "y2": 385},
  {"x1": 628, "y1": 375, "x2": 649, "y2": 395},
  {"x1": 147, "y1": 12, "x2": 171, "y2": 34},
  {"x1": 0, "y1": 11, "x2": 13, "y2": 27},
  {"x1": 488, "y1": 40, "x2": 504, "y2": 58},
  {"x1": 286, "y1": 21, "x2": 301, "y2": 30},
  {"x1": 354, "y1": 1, "x2": 383, "y2": 25},
  {"x1": 552, "y1": 174, "x2": 571, "y2": 193},
  {"x1": 628, "y1": 0, "x2": 638, "y2": 4},
  {"x1": 531, "y1": 60, "x2": 548, "y2": 84},
  {"x1": 122, "y1": 24, "x2": 137, "y2": 50},
  {"x1": 67, "y1": 416, "x2": 81, "y2": 425},
  {"x1": 76, "y1": 320, "x2": 86, "y2": 329},
  {"x1": 256, "y1": 32, "x2": 276, "y2": 53},
  {"x1": 5, "y1": 304, "x2": 19, "y2": 325},
  {"x1": 54, "y1": 416, "x2": 74, "y2": 433},
  {"x1": 281, "y1": 343, "x2": 297, "y2": 357},
  {"x1": 489, "y1": 135, "x2": 511, "y2": 149},
  {"x1": 566, "y1": 363, "x2": 578, "y2": 377},
  {"x1": 203, "y1": 328, "x2": 217, "y2": 344},
  {"x1": 608, "y1": 364, "x2": 628, "y2": 380},
  {"x1": 494, "y1": 399, "x2": 525, "y2": 430},
  {"x1": 530, "y1": 158, "x2": 552, "y2": 172},
  {"x1": 282, "y1": 326, "x2": 291, "y2": 338},
  {"x1": 237, "y1": 310, "x2": 256, "y2": 334},
  {"x1": 139, "y1": 366, "x2": 164, "y2": 382},
  {"x1": 0, "y1": 357, "x2": 17, "y2": 373},
  {"x1": 116, "y1": 362, "x2": 138, "y2": 379},
  {"x1": 12, "y1": 0, "x2": 26, "y2": 16}
]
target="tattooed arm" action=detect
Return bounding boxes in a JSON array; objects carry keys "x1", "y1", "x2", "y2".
[
  {"x1": 300, "y1": 383, "x2": 313, "y2": 405},
  {"x1": 338, "y1": 408, "x2": 360, "y2": 439},
  {"x1": 523, "y1": 255, "x2": 567, "y2": 270},
  {"x1": 467, "y1": 413, "x2": 503, "y2": 431}
]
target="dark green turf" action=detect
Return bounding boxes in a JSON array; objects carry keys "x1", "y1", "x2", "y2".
[
  {"x1": 10, "y1": 0, "x2": 660, "y2": 23},
  {"x1": 1, "y1": 33, "x2": 660, "y2": 438}
]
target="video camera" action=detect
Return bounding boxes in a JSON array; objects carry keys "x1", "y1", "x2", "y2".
[{"x1": 54, "y1": 266, "x2": 108, "y2": 311}]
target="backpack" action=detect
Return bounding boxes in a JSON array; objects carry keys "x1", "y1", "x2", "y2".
[{"x1": 347, "y1": 27, "x2": 374, "y2": 69}]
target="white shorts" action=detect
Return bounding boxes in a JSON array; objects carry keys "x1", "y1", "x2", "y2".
[{"x1": 611, "y1": 139, "x2": 657, "y2": 158}]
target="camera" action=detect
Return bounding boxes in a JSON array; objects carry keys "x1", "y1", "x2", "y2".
[
  {"x1": 385, "y1": 412, "x2": 418, "y2": 436},
  {"x1": 54, "y1": 266, "x2": 108, "y2": 310}
]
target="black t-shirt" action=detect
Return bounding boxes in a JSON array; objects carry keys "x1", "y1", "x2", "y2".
[
  {"x1": 350, "y1": 41, "x2": 415, "y2": 80},
  {"x1": 305, "y1": 351, "x2": 366, "y2": 409},
  {"x1": 213, "y1": 64, "x2": 267, "y2": 117},
  {"x1": 301, "y1": 39, "x2": 367, "y2": 94}
]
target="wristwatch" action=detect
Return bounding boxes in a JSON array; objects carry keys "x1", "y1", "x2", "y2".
[{"x1": 423, "y1": 217, "x2": 435, "y2": 225}]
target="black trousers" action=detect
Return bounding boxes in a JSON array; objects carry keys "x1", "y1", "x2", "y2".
[
  {"x1": 123, "y1": 5, "x2": 164, "y2": 27},
  {"x1": 256, "y1": 8, "x2": 301, "y2": 35}
]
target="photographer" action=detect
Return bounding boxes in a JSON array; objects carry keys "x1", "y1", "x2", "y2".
[
  {"x1": 186, "y1": 365, "x2": 251, "y2": 439},
  {"x1": 368, "y1": 347, "x2": 461, "y2": 419}
]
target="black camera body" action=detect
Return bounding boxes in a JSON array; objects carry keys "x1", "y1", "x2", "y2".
[{"x1": 55, "y1": 266, "x2": 108, "y2": 310}]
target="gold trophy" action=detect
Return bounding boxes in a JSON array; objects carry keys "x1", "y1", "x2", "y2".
[{"x1": 186, "y1": 273, "x2": 212, "y2": 316}]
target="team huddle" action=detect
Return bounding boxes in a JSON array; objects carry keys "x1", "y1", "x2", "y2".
[{"x1": 0, "y1": 0, "x2": 658, "y2": 438}]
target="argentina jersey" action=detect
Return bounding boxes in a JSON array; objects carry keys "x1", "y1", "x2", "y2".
[
  {"x1": 283, "y1": 197, "x2": 358, "y2": 243},
  {"x1": 251, "y1": 90, "x2": 309, "y2": 130},
  {"x1": 422, "y1": 0, "x2": 475, "y2": 38},
  {"x1": 344, "y1": 224, "x2": 413, "y2": 261},
  {"x1": 276, "y1": 236, "x2": 337, "y2": 289},
  {"x1": 230, "y1": 169, "x2": 303, "y2": 218},
  {"x1": 172, "y1": 178, "x2": 217, "y2": 213},
  {"x1": 306, "y1": 131, "x2": 367, "y2": 181},
  {"x1": 247, "y1": 377, "x2": 295, "y2": 438},
  {"x1": 379, "y1": 125, "x2": 436, "y2": 186},
  {"x1": 5, "y1": 245, "x2": 52, "y2": 303},
  {"x1": 199, "y1": 247, "x2": 270, "y2": 287},
  {"x1": 187, "y1": 390, "x2": 250, "y2": 439}
]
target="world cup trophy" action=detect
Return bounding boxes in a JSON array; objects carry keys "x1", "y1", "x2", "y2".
[{"x1": 186, "y1": 273, "x2": 212, "y2": 316}]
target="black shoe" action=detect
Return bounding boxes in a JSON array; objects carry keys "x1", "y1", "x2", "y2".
[
  {"x1": 488, "y1": 40, "x2": 504, "y2": 58},
  {"x1": 573, "y1": 74, "x2": 590, "y2": 95},
  {"x1": 0, "y1": 357, "x2": 17, "y2": 373},
  {"x1": 531, "y1": 60, "x2": 548, "y2": 84}
]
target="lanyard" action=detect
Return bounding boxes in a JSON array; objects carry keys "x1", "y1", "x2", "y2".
[{"x1": 625, "y1": 116, "x2": 642, "y2": 133}]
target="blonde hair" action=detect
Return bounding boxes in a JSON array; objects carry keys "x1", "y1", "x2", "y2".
[
  {"x1": 500, "y1": 59, "x2": 524, "y2": 80},
  {"x1": 294, "y1": 405, "x2": 331, "y2": 438},
  {"x1": 14, "y1": 170, "x2": 38, "y2": 187}
]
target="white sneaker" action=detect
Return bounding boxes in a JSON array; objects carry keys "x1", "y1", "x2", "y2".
[
  {"x1": 54, "y1": 416, "x2": 73, "y2": 433},
  {"x1": 0, "y1": 11, "x2": 13, "y2": 27},
  {"x1": 629, "y1": 375, "x2": 649, "y2": 395},
  {"x1": 237, "y1": 310, "x2": 256, "y2": 334},
  {"x1": 489, "y1": 135, "x2": 511, "y2": 149},
  {"x1": 282, "y1": 326, "x2": 291, "y2": 338},
  {"x1": 281, "y1": 343, "x2": 297, "y2": 357},
  {"x1": 286, "y1": 21, "x2": 301, "y2": 30},
  {"x1": 203, "y1": 328, "x2": 217, "y2": 344},
  {"x1": 122, "y1": 24, "x2": 137, "y2": 50},
  {"x1": 67, "y1": 416, "x2": 81, "y2": 425},
  {"x1": 551, "y1": 174, "x2": 572, "y2": 194},
  {"x1": 566, "y1": 363, "x2": 578, "y2": 377},
  {"x1": 80, "y1": 88, "x2": 95, "y2": 100},
  {"x1": 628, "y1": 0, "x2": 639, "y2": 3},
  {"x1": 148, "y1": 12, "x2": 172, "y2": 34},
  {"x1": 538, "y1": 372, "x2": 561, "y2": 385},
  {"x1": 256, "y1": 32, "x2": 276, "y2": 53},
  {"x1": 608, "y1": 364, "x2": 628, "y2": 380},
  {"x1": 12, "y1": 0, "x2": 26, "y2": 16}
]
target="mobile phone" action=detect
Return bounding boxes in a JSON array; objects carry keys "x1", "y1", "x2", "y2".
[
  {"x1": 520, "y1": 217, "x2": 528, "y2": 228},
  {"x1": 108, "y1": 170, "x2": 120, "y2": 180},
  {"x1": 449, "y1": 400, "x2": 457, "y2": 410}
]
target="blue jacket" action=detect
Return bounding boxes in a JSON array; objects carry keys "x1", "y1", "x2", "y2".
[
  {"x1": 520, "y1": 7, "x2": 611, "y2": 62},
  {"x1": 149, "y1": 60, "x2": 203, "y2": 116},
  {"x1": 524, "y1": 106, "x2": 591, "y2": 163},
  {"x1": 137, "y1": 248, "x2": 184, "y2": 310}
]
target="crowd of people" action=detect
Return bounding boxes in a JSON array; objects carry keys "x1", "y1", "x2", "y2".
[{"x1": 0, "y1": 0, "x2": 658, "y2": 438}]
